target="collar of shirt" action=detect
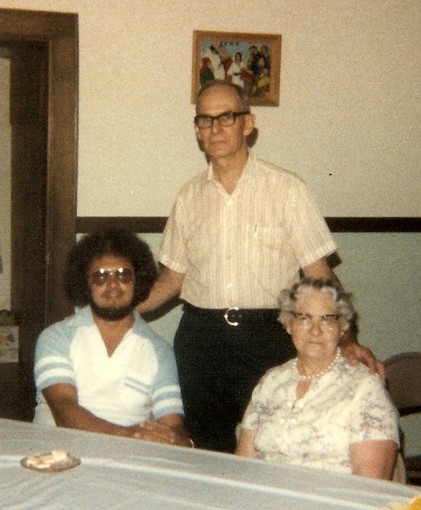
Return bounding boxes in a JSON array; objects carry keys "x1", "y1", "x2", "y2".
[{"x1": 206, "y1": 151, "x2": 260, "y2": 190}]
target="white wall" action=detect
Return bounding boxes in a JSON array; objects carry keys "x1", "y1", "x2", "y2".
[{"x1": 0, "y1": 0, "x2": 419, "y2": 217}]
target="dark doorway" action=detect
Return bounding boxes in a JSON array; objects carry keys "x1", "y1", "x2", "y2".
[{"x1": 0, "y1": 9, "x2": 78, "y2": 421}]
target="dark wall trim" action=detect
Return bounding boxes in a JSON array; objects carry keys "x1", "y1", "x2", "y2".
[
  {"x1": 326, "y1": 217, "x2": 421, "y2": 232},
  {"x1": 76, "y1": 217, "x2": 168, "y2": 233},
  {"x1": 76, "y1": 217, "x2": 420, "y2": 234}
]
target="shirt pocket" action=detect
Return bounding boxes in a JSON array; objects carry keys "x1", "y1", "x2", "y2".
[{"x1": 248, "y1": 220, "x2": 288, "y2": 270}]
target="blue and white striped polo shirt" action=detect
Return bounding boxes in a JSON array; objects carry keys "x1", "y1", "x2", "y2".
[{"x1": 33, "y1": 306, "x2": 184, "y2": 427}]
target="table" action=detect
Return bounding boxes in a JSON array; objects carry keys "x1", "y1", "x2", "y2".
[{"x1": 0, "y1": 418, "x2": 419, "y2": 509}]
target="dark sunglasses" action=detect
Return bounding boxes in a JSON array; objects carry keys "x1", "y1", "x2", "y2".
[{"x1": 89, "y1": 267, "x2": 134, "y2": 286}]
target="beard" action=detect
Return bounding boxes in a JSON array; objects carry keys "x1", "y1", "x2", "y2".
[{"x1": 89, "y1": 296, "x2": 137, "y2": 321}]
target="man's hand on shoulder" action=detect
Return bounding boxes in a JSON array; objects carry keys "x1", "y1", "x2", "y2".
[
  {"x1": 340, "y1": 331, "x2": 385, "y2": 377},
  {"x1": 137, "y1": 266, "x2": 185, "y2": 315}
]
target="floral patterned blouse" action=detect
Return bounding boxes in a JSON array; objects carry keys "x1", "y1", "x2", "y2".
[{"x1": 241, "y1": 354, "x2": 399, "y2": 473}]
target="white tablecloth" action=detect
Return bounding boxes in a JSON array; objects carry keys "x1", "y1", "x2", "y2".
[{"x1": 0, "y1": 418, "x2": 419, "y2": 509}]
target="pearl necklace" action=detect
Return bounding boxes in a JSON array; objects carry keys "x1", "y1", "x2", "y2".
[{"x1": 295, "y1": 349, "x2": 341, "y2": 381}]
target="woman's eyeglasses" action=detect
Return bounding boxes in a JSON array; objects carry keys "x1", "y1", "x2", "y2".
[
  {"x1": 290, "y1": 312, "x2": 341, "y2": 330},
  {"x1": 89, "y1": 268, "x2": 134, "y2": 286}
]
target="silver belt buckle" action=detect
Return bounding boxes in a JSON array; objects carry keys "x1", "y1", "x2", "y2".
[{"x1": 224, "y1": 307, "x2": 239, "y2": 326}]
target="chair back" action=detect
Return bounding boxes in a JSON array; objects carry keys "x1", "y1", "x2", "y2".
[
  {"x1": 384, "y1": 352, "x2": 421, "y2": 415},
  {"x1": 384, "y1": 351, "x2": 421, "y2": 486}
]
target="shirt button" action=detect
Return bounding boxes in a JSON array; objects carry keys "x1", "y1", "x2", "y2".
[{"x1": 226, "y1": 200, "x2": 232, "y2": 206}]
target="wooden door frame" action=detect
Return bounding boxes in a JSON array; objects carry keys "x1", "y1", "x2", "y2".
[{"x1": 0, "y1": 8, "x2": 78, "y2": 327}]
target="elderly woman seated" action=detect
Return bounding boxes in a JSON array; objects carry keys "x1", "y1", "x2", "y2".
[{"x1": 236, "y1": 277, "x2": 399, "y2": 480}]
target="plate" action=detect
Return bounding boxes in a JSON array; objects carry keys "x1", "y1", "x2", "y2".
[{"x1": 20, "y1": 452, "x2": 81, "y2": 473}]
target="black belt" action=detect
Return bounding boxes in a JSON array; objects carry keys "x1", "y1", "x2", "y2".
[{"x1": 184, "y1": 303, "x2": 279, "y2": 327}]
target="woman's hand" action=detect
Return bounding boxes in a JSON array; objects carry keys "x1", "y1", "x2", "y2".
[{"x1": 235, "y1": 428, "x2": 258, "y2": 457}]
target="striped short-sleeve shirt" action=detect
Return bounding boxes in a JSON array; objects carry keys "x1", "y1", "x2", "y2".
[
  {"x1": 33, "y1": 306, "x2": 184, "y2": 427},
  {"x1": 160, "y1": 153, "x2": 336, "y2": 309}
]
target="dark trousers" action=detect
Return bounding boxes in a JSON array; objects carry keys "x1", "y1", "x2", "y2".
[{"x1": 174, "y1": 306, "x2": 296, "y2": 453}]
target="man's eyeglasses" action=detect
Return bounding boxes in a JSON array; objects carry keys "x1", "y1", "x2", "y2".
[
  {"x1": 89, "y1": 268, "x2": 134, "y2": 286},
  {"x1": 290, "y1": 312, "x2": 342, "y2": 330},
  {"x1": 194, "y1": 111, "x2": 249, "y2": 129}
]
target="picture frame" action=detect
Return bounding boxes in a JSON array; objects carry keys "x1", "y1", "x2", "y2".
[{"x1": 191, "y1": 30, "x2": 281, "y2": 107}]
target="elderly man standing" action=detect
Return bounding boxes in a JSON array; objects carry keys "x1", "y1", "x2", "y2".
[
  {"x1": 138, "y1": 80, "x2": 380, "y2": 452},
  {"x1": 33, "y1": 228, "x2": 192, "y2": 447}
]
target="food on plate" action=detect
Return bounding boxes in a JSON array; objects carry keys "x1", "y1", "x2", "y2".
[{"x1": 21, "y1": 450, "x2": 80, "y2": 472}]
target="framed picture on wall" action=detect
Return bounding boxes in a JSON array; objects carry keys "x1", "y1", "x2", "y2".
[{"x1": 191, "y1": 30, "x2": 282, "y2": 106}]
